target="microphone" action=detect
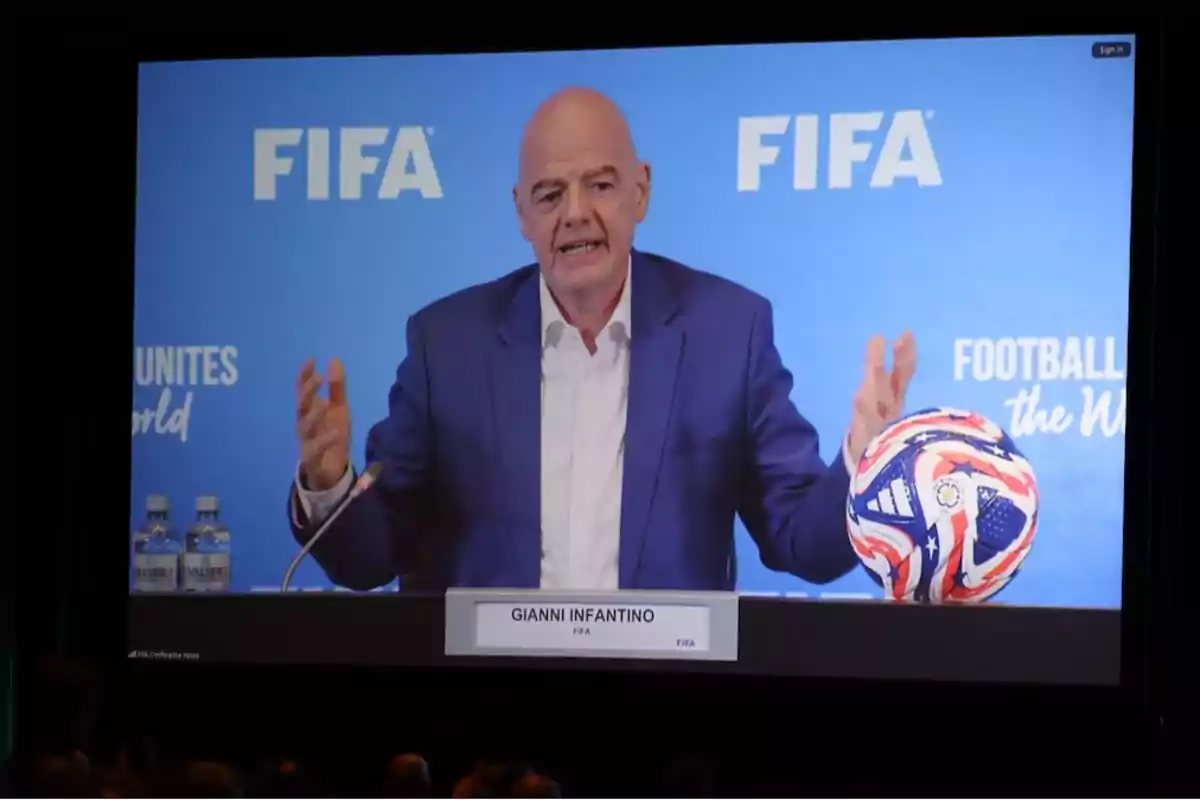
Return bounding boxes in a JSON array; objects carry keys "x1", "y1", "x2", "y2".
[{"x1": 281, "y1": 461, "x2": 384, "y2": 593}]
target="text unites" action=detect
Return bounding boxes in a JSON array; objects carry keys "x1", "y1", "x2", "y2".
[
  {"x1": 737, "y1": 110, "x2": 942, "y2": 191},
  {"x1": 253, "y1": 126, "x2": 443, "y2": 200},
  {"x1": 132, "y1": 345, "x2": 239, "y2": 444}
]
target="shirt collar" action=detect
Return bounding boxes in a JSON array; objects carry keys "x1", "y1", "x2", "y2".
[{"x1": 539, "y1": 254, "x2": 632, "y2": 349}]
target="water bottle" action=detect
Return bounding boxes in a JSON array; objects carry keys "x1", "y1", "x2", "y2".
[
  {"x1": 182, "y1": 495, "x2": 231, "y2": 592},
  {"x1": 132, "y1": 495, "x2": 181, "y2": 592}
]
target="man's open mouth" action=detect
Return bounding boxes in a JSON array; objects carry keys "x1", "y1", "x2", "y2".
[{"x1": 557, "y1": 240, "x2": 605, "y2": 254}]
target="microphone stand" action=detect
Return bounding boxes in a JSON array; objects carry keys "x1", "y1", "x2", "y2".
[{"x1": 281, "y1": 462, "x2": 383, "y2": 592}]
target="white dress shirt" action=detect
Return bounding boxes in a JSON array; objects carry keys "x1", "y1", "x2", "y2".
[
  {"x1": 536, "y1": 265, "x2": 631, "y2": 590},
  {"x1": 294, "y1": 258, "x2": 858, "y2": 590}
]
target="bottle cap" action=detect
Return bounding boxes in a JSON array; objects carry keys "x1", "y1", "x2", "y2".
[
  {"x1": 195, "y1": 495, "x2": 219, "y2": 513},
  {"x1": 146, "y1": 495, "x2": 169, "y2": 513}
]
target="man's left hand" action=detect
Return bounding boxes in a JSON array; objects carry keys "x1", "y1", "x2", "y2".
[{"x1": 848, "y1": 331, "x2": 917, "y2": 465}]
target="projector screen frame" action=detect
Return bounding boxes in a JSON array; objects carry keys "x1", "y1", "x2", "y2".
[
  {"x1": 126, "y1": 593, "x2": 1122, "y2": 686},
  {"x1": 115, "y1": 19, "x2": 1164, "y2": 700}
]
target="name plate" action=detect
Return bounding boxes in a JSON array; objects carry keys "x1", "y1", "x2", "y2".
[{"x1": 444, "y1": 590, "x2": 739, "y2": 661}]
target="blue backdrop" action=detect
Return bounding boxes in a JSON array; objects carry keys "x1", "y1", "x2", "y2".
[{"x1": 131, "y1": 35, "x2": 1135, "y2": 607}]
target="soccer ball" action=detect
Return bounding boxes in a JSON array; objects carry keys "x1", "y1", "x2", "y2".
[{"x1": 846, "y1": 407, "x2": 1039, "y2": 604}]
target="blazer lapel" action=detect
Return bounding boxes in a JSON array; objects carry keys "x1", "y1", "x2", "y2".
[
  {"x1": 620, "y1": 252, "x2": 683, "y2": 587},
  {"x1": 491, "y1": 268, "x2": 543, "y2": 588}
]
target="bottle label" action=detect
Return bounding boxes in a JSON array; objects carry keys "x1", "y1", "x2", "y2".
[
  {"x1": 182, "y1": 552, "x2": 231, "y2": 592},
  {"x1": 133, "y1": 553, "x2": 179, "y2": 592}
]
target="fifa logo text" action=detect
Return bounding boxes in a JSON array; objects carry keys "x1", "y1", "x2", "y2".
[
  {"x1": 736, "y1": 111, "x2": 942, "y2": 191},
  {"x1": 254, "y1": 126, "x2": 443, "y2": 200}
]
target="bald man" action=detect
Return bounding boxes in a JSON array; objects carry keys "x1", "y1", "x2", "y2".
[{"x1": 289, "y1": 87, "x2": 916, "y2": 592}]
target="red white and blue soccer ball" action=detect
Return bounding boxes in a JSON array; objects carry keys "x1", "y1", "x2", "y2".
[{"x1": 846, "y1": 407, "x2": 1039, "y2": 604}]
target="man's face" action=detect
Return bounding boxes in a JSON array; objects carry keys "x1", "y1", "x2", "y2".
[{"x1": 515, "y1": 123, "x2": 649, "y2": 298}]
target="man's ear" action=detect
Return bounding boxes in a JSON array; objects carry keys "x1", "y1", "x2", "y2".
[{"x1": 635, "y1": 162, "x2": 651, "y2": 223}]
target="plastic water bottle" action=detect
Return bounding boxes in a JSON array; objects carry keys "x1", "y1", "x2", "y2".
[
  {"x1": 183, "y1": 495, "x2": 232, "y2": 592},
  {"x1": 132, "y1": 495, "x2": 181, "y2": 592}
]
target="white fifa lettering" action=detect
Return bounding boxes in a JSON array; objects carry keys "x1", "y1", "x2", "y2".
[
  {"x1": 379, "y1": 126, "x2": 443, "y2": 199},
  {"x1": 791, "y1": 114, "x2": 819, "y2": 190},
  {"x1": 829, "y1": 112, "x2": 883, "y2": 189},
  {"x1": 736, "y1": 110, "x2": 941, "y2": 191},
  {"x1": 253, "y1": 129, "x2": 302, "y2": 200},
  {"x1": 869, "y1": 110, "x2": 942, "y2": 188},
  {"x1": 736, "y1": 115, "x2": 790, "y2": 192},
  {"x1": 252, "y1": 126, "x2": 443, "y2": 200},
  {"x1": 339, "y1": 127, "x2": 388, "y2": 200},
  {"x1": 307, "y1": 127, "x2": 331, "y2": 200}
]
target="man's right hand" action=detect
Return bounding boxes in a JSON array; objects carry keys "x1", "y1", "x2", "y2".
[{"x1": 296, "y1": 357, "x2": 351, "y2": 492}]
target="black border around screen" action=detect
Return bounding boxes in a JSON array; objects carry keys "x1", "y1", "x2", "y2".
[
  {"x1": 127, "y1": 595, "x2": 1119, "y2": 685},
  {"x1": 113, "y1": 18, "x2": 1161, "y2": 699}
]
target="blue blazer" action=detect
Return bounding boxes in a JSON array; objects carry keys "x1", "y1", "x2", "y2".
[{"x1": 289, "y1": 251, "x2": 858, "y2": 591}]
